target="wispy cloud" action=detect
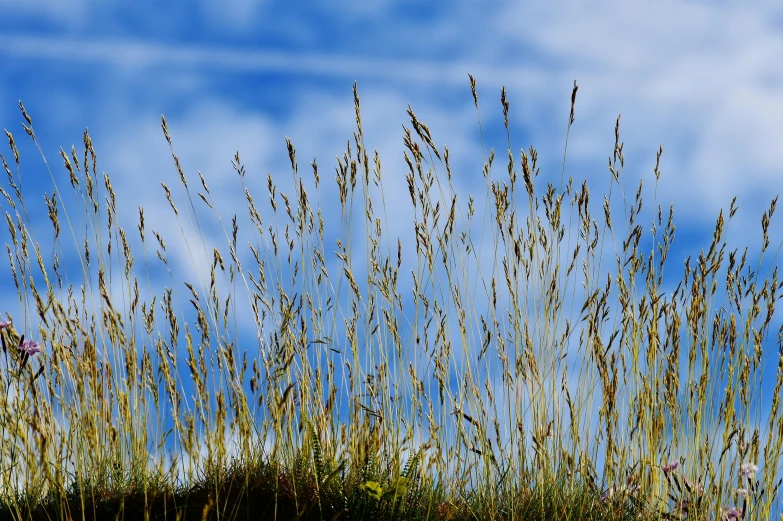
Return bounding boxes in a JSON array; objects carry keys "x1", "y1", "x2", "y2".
[{"x1": 0, "y1": 33, "x2": 548, "y2": 91}]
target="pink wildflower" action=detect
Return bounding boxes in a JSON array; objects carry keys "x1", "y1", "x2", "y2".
[
  {"x1": 662, "y1": 460, "x2": 679, "y2": 474},
  {"x1": 19, "y1": 340, "x2": 41, "y2": 356}
]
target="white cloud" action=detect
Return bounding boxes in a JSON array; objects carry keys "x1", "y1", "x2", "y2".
[
  {"x1": 199, "y1": 0, "x2": 267, "y2": 31},
  {"x1": 489, "y1": 1, "x2": 783, "y2": 227},
  {"x1": 0, "y1": 0, "x2": 93, "y2": 26}
]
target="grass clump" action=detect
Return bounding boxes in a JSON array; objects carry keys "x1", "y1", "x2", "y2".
[{"x1": 0, "y1": 76, "x2": 781, "y2": 521}]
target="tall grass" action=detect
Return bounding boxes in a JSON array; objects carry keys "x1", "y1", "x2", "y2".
[{"x1": 0, "y1": 76, "x2": 782, "y2": 521}]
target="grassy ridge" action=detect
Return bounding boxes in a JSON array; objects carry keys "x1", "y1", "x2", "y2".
[{"x1": 0, "y1": 77, "x2": 781, "y2": 520}]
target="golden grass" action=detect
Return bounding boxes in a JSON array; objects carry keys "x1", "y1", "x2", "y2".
[{"x1": 0, "y1": 76, "x2": 781, "y2": 521}]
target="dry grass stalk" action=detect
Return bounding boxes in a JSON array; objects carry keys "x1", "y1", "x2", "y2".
[{"x1": 0, "y1": 81, "x2": 781, "y2": 521}]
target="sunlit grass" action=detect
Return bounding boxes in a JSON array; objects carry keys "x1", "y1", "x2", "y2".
[{"x1": 1, "y1": 76, "x2": 781, "y2": 521}]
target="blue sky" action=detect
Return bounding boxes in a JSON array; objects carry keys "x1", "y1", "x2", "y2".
[{"x1": 2, "y1": 0, "x2": 783, "y2": 508}]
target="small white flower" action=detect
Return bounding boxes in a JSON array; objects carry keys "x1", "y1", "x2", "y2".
[
  {"x1": 739, "y1": 462, "x2": 758, "y2": 478},
  {"x1": 736, "y1": 488, "x2": 749, "y2": 499}
]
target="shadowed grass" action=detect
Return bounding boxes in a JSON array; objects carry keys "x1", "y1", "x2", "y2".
[{"x1": 0, "y1": 76, "x2": 781, "y2": 521}]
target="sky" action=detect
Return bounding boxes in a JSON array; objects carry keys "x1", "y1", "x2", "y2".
[{"x1": 1, "y1": 0, "x2": 783, "y2": 511}]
